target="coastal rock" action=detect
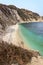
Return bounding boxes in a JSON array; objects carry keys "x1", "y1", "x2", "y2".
[{"x1": 0, "y1": 41, "x2": 40, "y2": 65}]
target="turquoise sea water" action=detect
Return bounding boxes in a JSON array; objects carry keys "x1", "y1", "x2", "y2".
[{"x1": 19, "y1": 22, "x2": 43, "y2": 56}]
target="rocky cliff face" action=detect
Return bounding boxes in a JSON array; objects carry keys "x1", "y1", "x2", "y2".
[
  {"x1": 0, "y1": 4, "x2": 43, "y2": 35},
  {"x1": 0, "y1": 4, "x2": 43, "y2": 30}
]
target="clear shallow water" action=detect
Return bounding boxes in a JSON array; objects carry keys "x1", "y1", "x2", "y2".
[{"x1": 19, "y1": 22, "x2": 43, "y2": 56}]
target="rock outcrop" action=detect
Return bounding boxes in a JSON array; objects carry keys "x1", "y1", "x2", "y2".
[{"x1": 0, "y1": 41, "x2": 40, "y2": 65}]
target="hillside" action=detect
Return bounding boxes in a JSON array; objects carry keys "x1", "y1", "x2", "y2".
[
  {"x1": 0, "y1": 41, "x2": 40, "y2": 65},
  {"x1": 0, "y1": 4, "x2": 43, "y2": 30}
]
